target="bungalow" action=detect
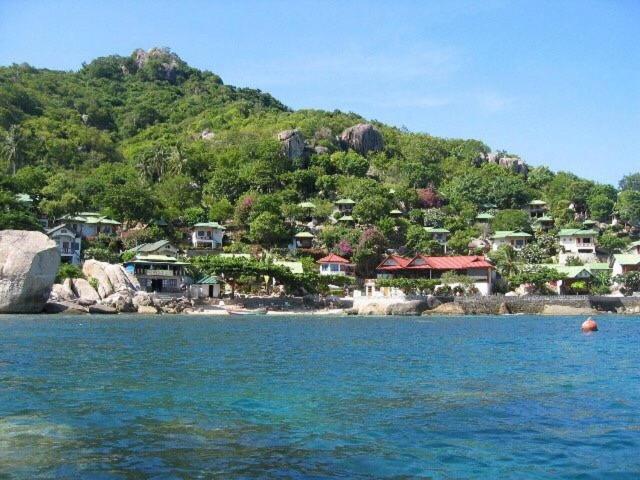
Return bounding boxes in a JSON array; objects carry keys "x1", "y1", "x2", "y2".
[
  {"x1": 389, "y1": 209, "x2": 403, "y2": 217},
  {"x1": 610, "y1": 254, "x2": 640, "y2": 277},
  {"x1": 190, "y1": 275, "x2": 224, "y2": 299},
  {"x1": 46, "y1": 224, "x2": 82, "y2": 265},
  {"x1": 191, "y1": 222, "x2": 226, "y2": 249},
  {"x1": 490, "y1": 230, "x2": 532, "y2": 251},
  {"x1": 58, "y1": 212, "x2": 121, "y2": 239},
  {"x1": 557, "y1": 228, "x2": 598, "y2": 264},
  {"x1": 532, "y1": 215, "x2": 554, "y2": 231},
  {"x1": 123, "y1": 254, "x2": 190, "y2": 293},
  {"x1": 475, "y1": 212, "x2": 494, "y2": 223},
  {"x1": 624, "y1": 240, "x2": 640, "y2": 255},
  {"x1": 317, "y1": 253, "x2": 354, "y2": 276},
  {"x1": 532, "y1": 264, "x2": 596, "y2": 294},
  {"x1": 375, "y1": 254, "x2": 494, "y2": 295},
  {"x1": 291, "y1": 231, "x2": 315, "y2": 250},
  {"x1": 128, "y1": 239, "x2": 179, "y2": 257},
  {"x1": 337, "y1": 215, "x2": 355, "y2": 225},
  {"x1": 527, "y1": 200, "x2": 547, "y2": 219},
  {"x1": 335, "y1": 198, "x2": 356, "y2": 214},
  {"x1": 424, "y1": 227, "x2": 450, "y2": 251}
]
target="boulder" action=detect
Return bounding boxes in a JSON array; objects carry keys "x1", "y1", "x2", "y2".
[
  {"x1": 200, "y1": 129, "x2": 215, "y2": 140},
  {"x1": 277, "y1": 129, "x2": 305, "y2": 160},
  {"x1": 132, "y1": 291, "x2": 154, "y2": 308},
  {"x1": 387, "y1": 300, "x2": 430, "y2": 316},
  {"x1": 424, "y1": 302, "x2": 465, "y2": 315},
  {"x1": 498, "y1": 302, "x2": 511, "y2": 315},
  {"x1": 137, "y1": 305, "x2": 159, "y2": 314},
  {"x1": 314, "y1": 145, "x2": 329, "y2": 155},
  {"x1": 338, "y1": 124, "x2": 384, "y2": 154},
  {"x1": 0, "y1": 230, "x2": 60, "y2": 313},
  {"x1": 357, "y1": 303, "x2": 391, "y2": 315},
  {"x1": 50, "y1": 282, "x2": 77, "y2": 302},
  {"x1": 82, "y1": 260, "x2": 138, "y2": 299},
  {"x1": 71, "y1": 278, "x2": 101, "y2": 304},
  {"x1": 43, "y1": 301, "x2": 88, "y2": 314},
  {"x1": 89, "y1": 304, "x2": 117, "y2": 315},
  {"x1": 480, "y1": 152, "x2": 529, "y2": 176},
  {"x1": 101, "y1": 292, "x2": 137, "y2": 313}
]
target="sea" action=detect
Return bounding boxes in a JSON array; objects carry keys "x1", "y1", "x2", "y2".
[{"x1": 0, "y1": 314, "x2": 639, "y2": 479}]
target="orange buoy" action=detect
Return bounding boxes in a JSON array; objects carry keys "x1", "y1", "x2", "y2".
[{"x1": 581, "y1": 317, "x2": 598, "y2": 332}]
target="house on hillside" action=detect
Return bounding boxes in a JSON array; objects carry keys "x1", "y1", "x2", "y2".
[
  {"x1": 190, "y1": 275, "x2": 224, "y2": 299},
  {"x1": 527, "y1": 200, "x2": 547, "y2": 219},
  {"x1": 532, "y1": 215, "x2": 554, "y2": 232},
  {"x1": 128, "y1": 240, "x2": 179, "y2": 257},
  {"x1": 611, "y1": 254, "x2": 640, "y2": 277},
  {"x1": 58, "y1": 212, "x2": 121, "y2": 239},
  {"x1": 490, "y1": 230, "x2": 532, "y2": 251},
  {"x1": 424, "y1": 227, "x2": 450, "y2": 251},
  {"x1": 46, "y1": 224, "x2": 82, "y2": 265},
  {"x1": 335, "y1": 198, "x2": 356, "y2": 214},
  {"x1": 475, "y1": 212, "x2": 494, "y2": 224},
  {"x1": 191, "y1": 222, "x2": 226, "y2": 249},
  {"x1": 123, "y1": 254, "x2": 190, "y2": 293},
  {"x1": 375, "y1": 254, "x2": 494, "y2": 295},
  {"x1": 557, "y1": 228, "x2": 598, "y2": 264},
  {"x1": 624, "y1": 240, "x2": 640, "y2": 255},
  {"x1": 317, "y1": 253, "x2": 354, "y2": 276},
  {"x1": 531, "y1": 264, "x2": 596, "y2": 294},
  {"x1": 290, "y1": 231, "x2": 315, "y2": 250}
]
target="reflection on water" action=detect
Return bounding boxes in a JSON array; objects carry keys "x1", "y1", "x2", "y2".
[{"x1": 1, "y1": 314, "x2": 640, "y2": 478}]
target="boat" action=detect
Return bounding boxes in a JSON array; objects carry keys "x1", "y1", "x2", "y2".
[{"x1": 226, "y1": 308, "x2": 268, "y2": 316}]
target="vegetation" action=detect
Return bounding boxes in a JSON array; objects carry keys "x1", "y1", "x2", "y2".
[{"x1": 55, "y1": 263, "x2": 84, "y2": 283}]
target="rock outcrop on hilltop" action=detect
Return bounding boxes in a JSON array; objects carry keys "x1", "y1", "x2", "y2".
[
  {"x1": 0, "y1": 230, "x2": 59, "y2": 313},
  {"x1": 479, "y1": 152, "x2": 529, "y2": 176},
  {"x1": 277, "y1": 129, "x2": 306, "y2": 160},
  {"x1": 338, "y1": 123, "x2": 384, "y2": 154}
]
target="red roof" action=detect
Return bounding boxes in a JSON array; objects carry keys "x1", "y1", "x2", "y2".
[
  {"x1": 317, "y1": 253, "x2": 352, "y2": 264},
  {"x1": 377, "y1": 255, "x2": 493, "y2": 272},
  {"x1": 376, "y1": 254, "x2": 412, "y2": 271}
]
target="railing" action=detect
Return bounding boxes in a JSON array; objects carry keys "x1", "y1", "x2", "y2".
[{"x1": 60, "y1": 247, "x2": 78, "y2": 254}]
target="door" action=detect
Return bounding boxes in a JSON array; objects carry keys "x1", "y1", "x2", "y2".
[{"x1": 151, "y1": 279, "x2": 163, "y2": 292}]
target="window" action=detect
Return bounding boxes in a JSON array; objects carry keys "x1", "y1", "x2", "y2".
[
  {"x1": 197, "y1": 231, "x2": 205, "y2": 237},
  {"x1": 582, "y1": 238, "x2": 591, "y2": 244}
]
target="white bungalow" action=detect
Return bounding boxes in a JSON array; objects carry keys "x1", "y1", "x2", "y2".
[
  {"x1": 191, "y1": 222, "x2": 226, "y2": 249},
  {"x1": 47, "y1": 224, "x2": 82, "y2": 265},
  {"x1": 527, "y1": 200, "x2": 547, "y2": 219},
  {"x1": 424, "y1": 227, "x2": 450, "y2": 252},
  {"x1": 557, "y1": 228, "x2": 598, "y2": 264},
  {"x1": 317, "y1": 253, "x2": 354, "y2": 276},
  {"x1": 624, "y1": 240, "x2": 640, "y2": 255},
  {"x1": 58, "y1": 212, "x2": 121, "y2": 239},
  {"x1": 335, "y1": 198, "x2": 356, "y2": 214},
  {"x1": 610, "y1": 254, "x2": 640, "y2": 277},
  {"x1": 490, "y1": 230, "x2": 532, "y2": 251}
]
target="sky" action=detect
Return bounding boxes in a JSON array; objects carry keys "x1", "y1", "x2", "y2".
[{"x1": 0, "y1": 0, "x2": 639, "y2": 185}]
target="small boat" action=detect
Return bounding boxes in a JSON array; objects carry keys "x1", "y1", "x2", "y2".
[{"x1": 227, "y1": 308, "x2": 268, "y2": 316}]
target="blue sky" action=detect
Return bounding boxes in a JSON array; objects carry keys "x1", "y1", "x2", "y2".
[{"x1": 1, "y1": 0, "x2": 638, "y2": 185}]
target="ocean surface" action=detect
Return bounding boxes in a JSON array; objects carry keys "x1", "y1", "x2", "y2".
[{"x1": 0, "y1": 314, "x2": 639, "y2": 479}]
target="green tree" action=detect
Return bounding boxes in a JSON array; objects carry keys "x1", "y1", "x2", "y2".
[
  {"x1": 492, "y1": 209, "x2": 531, "y2": 232},
  {"x1": 248, "y1": 212, "x2": 289, "y2": 246}
]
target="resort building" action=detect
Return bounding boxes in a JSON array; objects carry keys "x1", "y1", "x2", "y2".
[
  {"x1": 127, "y1": 239, "x2": 179, "y2": 257},
  {"x1": 527, "y1": 200, "x2": 548, "y2": 219},
  {"x1": 58, "y1": 212, "x2": 121, "y2": 239},
  {"x1": 424, "y1": 227, "x2": 450, "y2": 251},
  {"x1": 191, "y1": 222, "x2": 226, "y2": 249},
  {"x1": 532, "y1": 215, "x2": 554, "y2": 232},
  {"x1": 624, "y1": 241, "x2": 640, "y2": 255},
  {"x1": 528, "y1": 264, "x2": 596, "y2": 294},
  {"x1": 190, "y1": 275, "x2": 223, "y2": 299},
  {"x1": 291, "y1": 231, "x2": 315, "y2": 250},
  {"x1": 610, "y1": 254, "x2": 640, "y2": 277},
  {"x1": 123, "y1": 254, "x2": 190, "y2": 293},
  {"x1": 557, "y1": 228, "x2": 598, "y2": 264},
  {"x1": 475, "y1": 212, "x2": 494, "y2": 224},
  {"x1": 317, "y1": 253, "x2": 354, "y2": 276},
  {"x1": 46, "y1": 224, "x2": 82, "y2": 265},
  {"x1": 490, "y1": 230, "x2": 532, "y2": 251},
  {"x1": 375, "y1": 254, "x2": 494, "y2": 295},
  {"x1": 335, "y1": 198, "x2": 356, "y2": 214}
]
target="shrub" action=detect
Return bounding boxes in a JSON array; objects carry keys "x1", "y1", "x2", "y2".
[{"x1": 55, "y1": 263, "x2": 84, "y2": 283}]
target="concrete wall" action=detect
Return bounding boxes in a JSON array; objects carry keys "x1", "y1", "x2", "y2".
[{"x1": 453, "y1": 295, "x2": 640, "y2": 314}]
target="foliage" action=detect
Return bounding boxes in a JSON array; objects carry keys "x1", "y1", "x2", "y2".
[
  {"x1": 510, "y1": 266, "x2": 567, "y2": 293},
  {"x1": 616, "y1": 190, "x2": 640, "y2": 226},
  {"x1": 492, "y1": 209, "x2": 531, "y2": 232},
  {"x1": 564, "y1": 256, "x2": 584, "y2": 266},
  {"x1": 376, "y1": 278, "x2": 440, "y2": 294},
  {"x1": 614, "y1": 271, "x2": 640, "y2": 295},
  {"x1": 597, "y1": 231, "x2": 627, "y2": 253},
  {"x1": 55, "y1": 263, "x2": 84, "y2": 283},
  {"x1": 248, "y1": 211, "x2": 289, "y2": 246}
]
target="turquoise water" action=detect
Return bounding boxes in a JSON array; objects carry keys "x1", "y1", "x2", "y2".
[{"x1": 1, "y1": 315, "x2": 639, "y2": 479}]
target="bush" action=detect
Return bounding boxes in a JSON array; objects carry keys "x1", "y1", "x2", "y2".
[{"x1": 55, "y1": 263, "x2": 84, "y2": 283}]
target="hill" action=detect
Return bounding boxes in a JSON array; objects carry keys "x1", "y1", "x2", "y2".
[{"x1": 1, "y1": 47, "x2": 638, "y2": 270}]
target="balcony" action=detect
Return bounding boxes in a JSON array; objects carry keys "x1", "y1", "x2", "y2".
[{"x1": 143, "y1": 269, "x2": 176, "y2": 277}]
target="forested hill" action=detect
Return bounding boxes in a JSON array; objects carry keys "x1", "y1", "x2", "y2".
[{"x1": 1, "y1": 47, "x2": 638, "y2": 253}]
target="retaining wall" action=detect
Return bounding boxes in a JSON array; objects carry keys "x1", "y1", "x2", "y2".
[{"x1": 453, "y1": 295, "x2": 640, "y2": 314}]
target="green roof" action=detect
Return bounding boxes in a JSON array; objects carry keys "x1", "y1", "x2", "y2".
[
  {"x1": 482, "y1": 203, "x2": 497, "y2": 209},
  {"x1": 491, "y1": 230, "x2": 532, "y2": 239},
  {"x1": 535, "y1": 264, "x2": 594, "y2": 279},
  {"x1": 582, "y1": 219, "x2": 597, "y2": 226},
  {"x1": 529, "y1": 200, "x2": 547, "y2": 206},
  {"x1": 60, "y1": 212, "x2": 121, "y2": 225},
  {"x1": 424, "y1": 227, "x2": 450, "y2": 234},
  {"x1": 625, "y1": 240, "x2": 640, "y2": 250},
  {"x1": 129, "y1": 240, "x2": 174, "y2": 254},
  {"x1": 533, "y1": 215, "x2": 554, "y2": 223},
  {"x1": 294, "y1": 231, "x2": 315, "y2": 238},
  {"x1": 335, "y1": 198, "x2": 356, "y2": 205},
  {"x1": 613, "y1": 254, "x2": 640, "y2": 266},
  {"x1": 196, "y1": 275, "x2": 221, "y2": 285},
  {"x1": 193, "y1": 222, "x2": 226, "y2": 230},
  {"x1": 585, "y1": 262, "x2": 611, "y2": 272},
  {"x1": 557, "y1": 228, "x2": 598, "y2": 237},
  {"x1": 475, "y1": 213, "x2": 494, "y2": 220},
  {"x1": 298, "y1": 201, "x2": 316, "y2": 209},
  {"x1": 390, "y1": 209, "x2": 403, "y2": 215},
  {"x1": 338, "y1": 215, "x2": 354, "y2": 222}
]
